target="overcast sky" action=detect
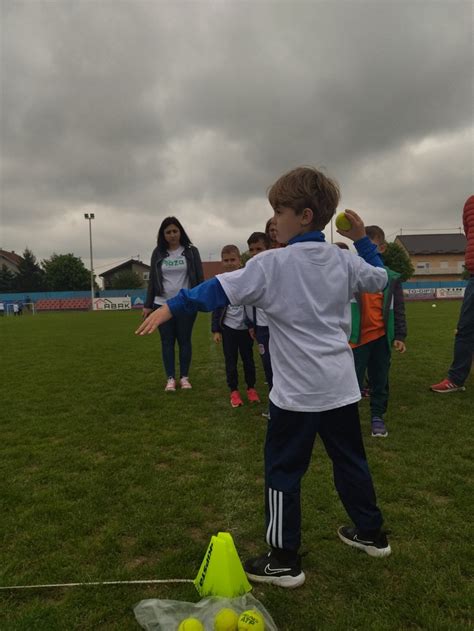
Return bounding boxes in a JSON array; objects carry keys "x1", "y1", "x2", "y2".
[{"x1": 1, "y1": 0, "x2": 473, "y2": 277}]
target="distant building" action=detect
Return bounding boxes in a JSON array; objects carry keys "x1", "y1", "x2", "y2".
[
  {"x1": 99, "y1": 259, "x2": 151, "y2": 289},
  {"x1": 395, "y1": 234, "x2": 467, "y2": 281},
  {"x1": 202, "y1": 261, "x2": 223, "y2": 279},
  {"x1": 100, "y1": 258, "x2": 224, "y2": 290},
  {"x1": 0, "y1": 249, "x2": 23, "y2": 274}
]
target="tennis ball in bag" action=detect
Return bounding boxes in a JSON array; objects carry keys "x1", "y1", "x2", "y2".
[
  {"x1": 177, "y1": 618, "x2": 204, "y2": 631},
  {"x1": 237, "y1": 609, "x2": 265, "y2": 630},
  {"x1": 214, "y1": 607, "x2": 239, "y2": 630}
]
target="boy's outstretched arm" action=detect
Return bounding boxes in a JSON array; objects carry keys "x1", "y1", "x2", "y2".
[
  {"x1": 136, "y1": 303, "x2": 173, "y2": 335},
  {"x1": 135, "y1": 277, "x2": 229, "y2": 336}
]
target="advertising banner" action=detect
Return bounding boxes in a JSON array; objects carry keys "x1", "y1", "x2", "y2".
[
  {"x1": 403, "y1": 288, "x2": 436, "y2": 300},
  {"x1": 435, "y1": 287, "x2": 465, "y2": 299},
  {"x1": 93, "y1": 297, "x2": 132, "y2": 311}
]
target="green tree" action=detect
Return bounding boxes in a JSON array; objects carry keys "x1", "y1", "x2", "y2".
[
  {"x1": 42, "y1": 253, "x2": 91, "y2": 291},
  {"x1": 110, "y1": 270, "x2": 143, "y2": 290},
  {"x1": 240, "y1": 251, "x2": 251, "y2": 267},
  {"x1": 0, "y1": 264, "x2": 16, "y2": 292},
  {"x1": 14, "y1": 248, "x2": 45, "y2": 291},
  {"x1": 383, "y1": 242, "x2": 415, "y2": 282}
]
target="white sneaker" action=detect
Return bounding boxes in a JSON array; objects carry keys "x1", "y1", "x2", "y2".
[
  {"x1": 180, "y1": 376, "x2": 192, "y2": 389},
  {"x1": 165, "y1": 378, "x2": 176, "y2": 392}
]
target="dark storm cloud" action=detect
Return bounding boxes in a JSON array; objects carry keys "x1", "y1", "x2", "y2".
[{"x1": 1, "y1": 1, "x2": 472, "y2": 270}]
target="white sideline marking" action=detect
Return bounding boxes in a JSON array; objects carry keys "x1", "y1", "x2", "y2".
[{"x1": 0, "y1": 578, "x2": 193, "y2": 590}]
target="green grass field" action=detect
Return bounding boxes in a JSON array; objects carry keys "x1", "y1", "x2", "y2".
[{"x1": 1, "y1": 302, "x2": 472, "y2": 630}]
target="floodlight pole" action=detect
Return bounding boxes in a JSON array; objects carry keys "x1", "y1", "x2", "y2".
[{"x1": 84, "y1": 213, "x2": 95, "y2": 309}]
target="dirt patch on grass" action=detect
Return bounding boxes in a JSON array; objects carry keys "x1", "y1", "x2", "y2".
[
  {"x1": 125, "y1": 556, "x2": 149, "y2": 569},
  {"x1": 154, "y1": 462, "x2": 171, "y2": 471}
]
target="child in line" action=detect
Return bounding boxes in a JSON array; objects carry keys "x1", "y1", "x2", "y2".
[
  {"x1": 137, "y1": 166, "x2": 390, "y2": 589},
  {"x1": 350, "y1": 225, "x2": 407, "y2": 437},
  {"x1": 211, "y1": 245, "x2": 260, "y2": 408},
  {"x1": 246, "y1": 232, "x2": 273, "y2": 418},
  {"x1": 265, "y1": 217, "x2": 285, "y2": 248}
]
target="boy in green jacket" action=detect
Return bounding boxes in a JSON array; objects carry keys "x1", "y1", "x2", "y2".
[{"x1": 350, "y1": 226, "x2": 407, "y2": 437}]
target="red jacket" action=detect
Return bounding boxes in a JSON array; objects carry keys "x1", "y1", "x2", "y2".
[{"x1": 464, "y1": 195, "x2": 474, "y2": 273}]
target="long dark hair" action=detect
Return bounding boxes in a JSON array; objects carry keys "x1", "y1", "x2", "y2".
[{"x1": 157, "y1": 216, "x2": 192, "y2": 252}]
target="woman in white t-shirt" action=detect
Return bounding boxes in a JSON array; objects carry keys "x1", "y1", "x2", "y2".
[{"x1": 143, "y1": 217, "x2": 204, "y2": 392}]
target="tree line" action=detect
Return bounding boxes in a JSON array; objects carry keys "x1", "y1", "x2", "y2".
[
  {"x1": 4, "y1": 242, "x2": 464, "y2": 293},
  {"x1": 0, "y1": 248, "x2": 95, "y2": 293},
  {"x1": 0, "y1": 248, "x2": 145, "y2": 293}
]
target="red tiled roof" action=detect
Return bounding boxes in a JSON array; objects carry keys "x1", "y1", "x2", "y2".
[{"x1": 0, "y1": 249, "x2": 23, "y2": 266}]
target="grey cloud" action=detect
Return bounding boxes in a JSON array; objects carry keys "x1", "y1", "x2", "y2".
[{"x1": 1, "y1": 1, "x2": 472, "y2": 269}]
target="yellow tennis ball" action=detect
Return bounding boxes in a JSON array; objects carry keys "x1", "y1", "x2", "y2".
[
  {"x1": 177, "y1": 618, "x2": 205, "y2": 631},
  {"x1": 335, "y1": 212, "x2": 352, "y2": 231},
  {"x1": 214, "y1": 607, "x2": 239, "y2": 630},
  {"x1": 237, "y1": 609, "x2": 265, "y2": 631}
]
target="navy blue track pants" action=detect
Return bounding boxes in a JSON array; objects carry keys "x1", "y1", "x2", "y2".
[{"x1": 265, "y1": 401, "x2": 384, "y2": 552}]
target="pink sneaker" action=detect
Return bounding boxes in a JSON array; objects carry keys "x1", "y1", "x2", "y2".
[
  {"x1": 230, "y1": 390, "x2": 244, "y2": 408},
  {"x1": 430, "y1": 378, "x2": 465, "y2": 393},
  {"x1": 246, "y1": 387, "x2": 261, "y2": 403},
  {"x1": 164, "y1": 377, "x2": 176, "y2": 392},
  {"x1": 180, "y1": 376, "x2": 192, "y2": 389}
]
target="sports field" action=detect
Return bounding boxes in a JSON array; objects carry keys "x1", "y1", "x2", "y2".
[{"x1": 1, "y1": 302, "x2": 472, "y2": 630}]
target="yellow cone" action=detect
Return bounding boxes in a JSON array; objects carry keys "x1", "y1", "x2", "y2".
[{"x1": 194, "y1": 532, "x2": 252, "y2": 598}]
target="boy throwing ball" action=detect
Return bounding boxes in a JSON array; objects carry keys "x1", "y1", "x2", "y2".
[{"x1": 136, "y1": 167, "x2": 391, "y2": 588}]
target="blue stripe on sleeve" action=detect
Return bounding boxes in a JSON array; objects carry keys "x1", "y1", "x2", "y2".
[
  {"x1": 354, "y1": 236, "x2": 384, "y2": 268},
  {"x1": 167, "y1": 277, "x2": 230, "y2": 315}
]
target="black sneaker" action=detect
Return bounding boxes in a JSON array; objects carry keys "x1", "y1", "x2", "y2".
[
  {"x1": 338, "y1": 526, "x2": 391, "y2": 558},
  {"x1": 244, "y1": 550, "x2": 305, "y2": 588}
]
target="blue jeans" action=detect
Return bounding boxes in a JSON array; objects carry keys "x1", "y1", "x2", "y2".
[
  {"x1": 448, "y1": 276, "x2": 474, "y2": 386},
  {"x1": 158, "y1": 312, "x2": 197, "y2": 379}
]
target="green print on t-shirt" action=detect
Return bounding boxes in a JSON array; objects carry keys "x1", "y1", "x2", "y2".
[{"x1": 163, "y1": 258, "x2": 185, "y2": 267}]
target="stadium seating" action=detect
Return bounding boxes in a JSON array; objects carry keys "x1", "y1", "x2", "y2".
[{"x1": 35, "y1": 298, "x2": 91, "y2": 311}]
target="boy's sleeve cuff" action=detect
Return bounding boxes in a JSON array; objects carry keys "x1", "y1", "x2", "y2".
[
  {"x1": 167, "y1": 295, "x2": 184, "y2": 315},
  {"x1": 354, "y1": 235, "x2": 372, "y2": 254}
]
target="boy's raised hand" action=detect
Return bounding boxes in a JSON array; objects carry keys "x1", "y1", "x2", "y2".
[
  {"x1": 336, "y1": 209, "x2": 366, "y2": 242},
  {"x1": 135, "y1": 304, "x2": 172, "y2": 335}
]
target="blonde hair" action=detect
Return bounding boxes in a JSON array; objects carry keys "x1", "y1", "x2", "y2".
[{"x1": 221, "y1": 244, "x2": 240, "y2": 258}]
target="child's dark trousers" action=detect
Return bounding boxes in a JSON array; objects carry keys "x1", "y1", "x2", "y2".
[
  {"x1": 222, "y1": 325, "x2": 256, "y2": 391},
  {"x1": 256, "y1": 325, "x2": 273, "y2": 390},
  {"x1": 352, "y1": 335, "x2": 391, "y2": 418},
  {"x1": 265, "y1": 401, "x2": 384, "y2": 552}
]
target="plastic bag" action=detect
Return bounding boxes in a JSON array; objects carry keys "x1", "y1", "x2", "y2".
[{"x1": 134, "y1": 593, "x2": 278, "y2": 630}]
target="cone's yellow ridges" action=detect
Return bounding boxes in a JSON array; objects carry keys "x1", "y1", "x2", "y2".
[{"x1": 194, "y1": 532, "x2": 252, "y2": 598}]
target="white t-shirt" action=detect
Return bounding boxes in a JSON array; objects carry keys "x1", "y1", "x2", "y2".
[
  {"x1": 154, "y1": 248, "x2": 189, "y2": 305},
  {"x1": 217, "y1": 242, "x2": 387, "y2": 412},
  {"x1": 223, "y1": 305, "x2": 247, "y2": 330},
  {"x1": 246, "y1": 306, "x2": 268, "y2": 328}
]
